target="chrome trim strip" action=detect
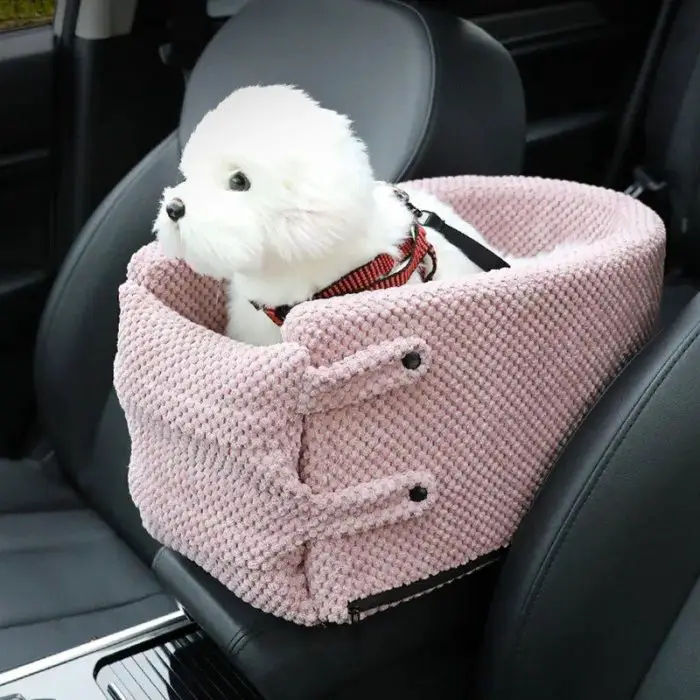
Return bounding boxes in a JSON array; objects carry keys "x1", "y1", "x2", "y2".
[{"x1": 0, "y1": 610, "x2": 189, "y2": 685}]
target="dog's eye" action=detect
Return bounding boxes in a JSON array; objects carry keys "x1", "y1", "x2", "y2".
[{"x1": 228, "y1": 171, "x2": 250, "y2": 191}]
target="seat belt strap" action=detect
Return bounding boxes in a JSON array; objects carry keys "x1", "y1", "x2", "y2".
[{"x1": 603, "y1": 0, "x2": 681, "y2": 190}]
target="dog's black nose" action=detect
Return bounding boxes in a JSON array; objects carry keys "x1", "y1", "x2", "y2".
[{"x1": 165, "y1": 198, "x2": 186, "y2": 222}]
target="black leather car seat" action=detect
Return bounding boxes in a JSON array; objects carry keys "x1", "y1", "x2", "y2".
[
  {"x1": 0, "y1": 0, "x2": 524, "y2": 682},
  {"x1": 478, "y1": 1, "x2": 700, "y2": 698}
]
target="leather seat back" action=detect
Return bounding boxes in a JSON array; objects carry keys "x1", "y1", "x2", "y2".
[{"x1": 32, "y1": 0, "x2": 525, "y2": 562}]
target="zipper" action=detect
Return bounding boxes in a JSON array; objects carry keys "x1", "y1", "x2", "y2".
[{"x1": 347, "y1": 548, "x2": 505, "y2": 623}]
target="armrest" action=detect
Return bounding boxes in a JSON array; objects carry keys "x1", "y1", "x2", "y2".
[{"x1": 153, "y1": 548, "x2": 499, "y2": 700}]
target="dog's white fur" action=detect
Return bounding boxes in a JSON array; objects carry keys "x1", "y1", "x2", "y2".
[{"x1": 154, "y1": 85, "x2": 507, "y2": 346}]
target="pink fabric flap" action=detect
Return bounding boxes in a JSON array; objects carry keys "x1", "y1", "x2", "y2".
[
  {"x1": 243, "y1": 468, "x2": 436, "y2": 568},
  {"x1": 300, "y1": 337, "x2": 430, "y2": 413}
]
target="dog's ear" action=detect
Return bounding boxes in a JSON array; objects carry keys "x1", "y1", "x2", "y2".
[{"x1": 271, "y1": 177, "x2": 376, "y2": 265}]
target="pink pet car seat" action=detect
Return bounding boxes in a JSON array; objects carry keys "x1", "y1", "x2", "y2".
[{"x1": 114, "y1": 175, "x2": 665, "y2": 626}]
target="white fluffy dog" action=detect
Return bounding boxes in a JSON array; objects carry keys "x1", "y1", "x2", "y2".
[{"x1": 154, "y1": 84, "x2": 508, "y2": 346}]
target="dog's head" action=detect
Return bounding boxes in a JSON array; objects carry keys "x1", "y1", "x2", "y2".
[{"x1": 154, "y1": 84, "x2": 376, "y2": 278}]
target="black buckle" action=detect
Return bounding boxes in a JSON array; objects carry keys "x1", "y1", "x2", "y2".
[
  {"x1": 250, "y1": 300, "x2": 292, "y2": 325},
  {"x1": 393, "y1": 187, "x2": 423, "y2": 218},
  {"x1": 421, "y1": 211, "x2": 510, "y2": 272},
  {"x1": 393, "y1": 187, "x2": 509, "y2": 272},
  {"x1": 625, "y1": 166, "x2": 667, "y2": 199}
]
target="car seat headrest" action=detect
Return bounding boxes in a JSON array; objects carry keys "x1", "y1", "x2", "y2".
[{"x1": 178, "y1": 0, "x2": 525, "y2": 181}]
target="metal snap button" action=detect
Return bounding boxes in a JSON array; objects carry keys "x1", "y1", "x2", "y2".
[
  {"x1": 402, "y1": 352, "x2": 422, "y2": 370},
  {"x1": 409, "y1": 485, "x2": 428, "y2": 502}
]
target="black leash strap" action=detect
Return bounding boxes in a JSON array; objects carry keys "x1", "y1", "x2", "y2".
[
  {"x1": 393, "y1": 187, "x2": 510, "y2": 272},
  {"x1": 421, "y1": 211, "x2": 511, "y2": 271}
]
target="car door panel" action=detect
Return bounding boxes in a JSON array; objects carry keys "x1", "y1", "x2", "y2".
[
  {"x1": 0, "y1": 22, "x2": 54, "y2": 455},
  {"x1": 472, "y1": 0, "x2": 659, "y2": 182}
]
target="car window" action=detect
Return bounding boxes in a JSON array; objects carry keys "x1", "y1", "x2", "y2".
[{"x1": 0, "y1": 0, "x2": 54, "y2": 32}]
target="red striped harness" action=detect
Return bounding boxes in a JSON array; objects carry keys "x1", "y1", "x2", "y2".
[{"x1": 251, "y1": 222, "x2": 437, "y2": 327}]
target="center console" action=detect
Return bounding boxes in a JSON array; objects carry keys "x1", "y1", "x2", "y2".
[{"x1": 0, "y1": 610, "x2": 262, "y2": 700}]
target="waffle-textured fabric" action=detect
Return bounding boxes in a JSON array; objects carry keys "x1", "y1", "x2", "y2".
[{"x1": 114, "y1": 175, "x2": 665, "y2": 626}]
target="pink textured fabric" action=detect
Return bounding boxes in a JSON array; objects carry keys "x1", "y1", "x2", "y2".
[{"x1": 114, "y1": 175, "x2": 665, "y2": 625}]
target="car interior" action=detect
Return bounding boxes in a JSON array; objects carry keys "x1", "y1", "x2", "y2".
[{"x1": 1, "y1": 0, "x2": 700, "y2": 698}]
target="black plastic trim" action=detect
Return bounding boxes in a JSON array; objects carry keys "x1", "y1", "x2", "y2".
[
  {"x1": 473, "y1": 1, "x2": 606, "y2": 46},
  {"x1": 348, "y1": 548, "x2": 505, "y2": 622},
  {"x1": 95, "y1": 625, "x2": 263, "y2": 700}
]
